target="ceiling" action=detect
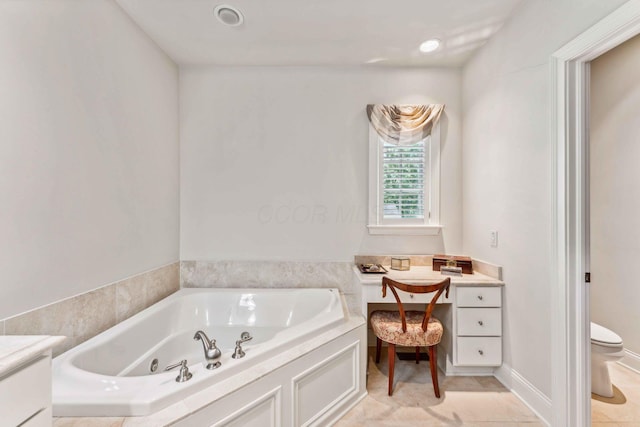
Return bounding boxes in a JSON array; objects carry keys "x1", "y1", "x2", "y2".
[{"x1": 115, "y1": 0, "x2": 524, "y2": 67}]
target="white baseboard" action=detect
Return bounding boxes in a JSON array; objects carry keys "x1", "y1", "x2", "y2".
[
  {"x1": 618, "y1": 348, "x2": 640, "y2": 374},
  {"x1": 494, "y1": 363, "x2": 552, "y2": 426}
]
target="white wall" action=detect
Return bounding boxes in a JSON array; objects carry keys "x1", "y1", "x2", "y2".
[
  {"x1": 180, "y1": 66, "x2": 462, "y2": 261},
  {"x1": 462, "y1": 0, "x2": 627, "y2": 398},
  {"x1": 590, "y1": 33, "x2": 640, "y2": 355},
  {"x1": 0, "y1": 0, "x2": 179, "y2": 319}
]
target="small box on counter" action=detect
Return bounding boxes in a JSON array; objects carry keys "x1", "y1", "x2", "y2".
[
  {"x1": 433, "y1": 254, "x2": 473, "y2": 274},
  {"x1": 390, "y1": 257, "x2": 410, "y2": 271},
  {"x1": 440, "y1": 266, "x2": 463, "y2": 276}
]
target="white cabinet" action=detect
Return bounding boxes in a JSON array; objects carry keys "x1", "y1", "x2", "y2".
[
  {"x1": 0, "y1": 355, "x2": 53, "y2": 427},
  {"x1": 0, "y1": 336, "x2": 63, "y2": 427},
  {"x1": 356, "y1": 264, "x2": 504, "y2": 375},
  {"x1": 454, "y1": 286, "x2": 502, "y2": 367}
]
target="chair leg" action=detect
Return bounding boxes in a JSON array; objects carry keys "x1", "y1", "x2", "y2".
[
  {"x1": 429, "y1": 345, "x2": 440, "y2": 398},
  {"x1": 388, "y1": 343, "x2": 396, "y2": 396},
  {"x1": 415, "y1": 346, "x2": 420, "y2": 364},
  {"x1": 375, "y1": 337, "x2": 382, "y2": 364}
]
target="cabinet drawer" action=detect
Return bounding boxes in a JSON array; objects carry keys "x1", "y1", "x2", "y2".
[
  {"x1": 0, "y1": 356, "x2": 51, "y2": 427},
  {"x1": 457, "y1": 308, "x2": 502, "y2": 336},
  {"x1": 456, "y1": 337, "x2": 502, "y2": 366},
  {"x1": 456, "y1": 287, "x2": 501, "y2": 307},
  {"x1": 362, "y1": 284, "x2": 452, "y2": 305}
]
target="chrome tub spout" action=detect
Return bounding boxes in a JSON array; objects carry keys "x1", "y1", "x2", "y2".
[{"x1": 193, "y1": 330, "x2": 222, "y2": 369}]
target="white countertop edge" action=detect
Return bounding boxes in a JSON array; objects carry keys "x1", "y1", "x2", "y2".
[
  {"x1": 0, "y1": 335, "x2": 66, "y2": 377},
  {"x1": 120, "y1": 316, "x2": 366, "y2": 426},
  {"x1": 352, "y1": 265, "x2": 504, "y2": 286}
]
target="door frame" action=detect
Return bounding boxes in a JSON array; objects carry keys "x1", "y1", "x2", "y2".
[{"x1": 551, "y1": 1, "x2": 640, "y2": 425}]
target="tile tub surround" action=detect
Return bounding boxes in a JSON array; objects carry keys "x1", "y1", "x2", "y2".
[
  {"x1": 2, "y1": 263, "x2": 179, "y2": 356},
  {"x1": 180, "y1": 260, "x2": 362, "y2": 313}
]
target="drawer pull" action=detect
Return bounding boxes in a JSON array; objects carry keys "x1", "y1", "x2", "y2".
[
  {"x1": 477, "y1": 295, "x2": 484, "y2": 301},
  {"x1": 410, "y1": 294, "x2": 414, "y2": 299},
  {"x1": 478, "y1": 350, "x2": 484, "y2": 356},
  {"x1": 478, "y1": 320, "x2": 484, "y2": 326}
]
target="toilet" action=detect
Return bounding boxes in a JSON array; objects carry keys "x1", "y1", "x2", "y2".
[{"x1": 591, "y1": 322, "x2": 624, "y2": 397}]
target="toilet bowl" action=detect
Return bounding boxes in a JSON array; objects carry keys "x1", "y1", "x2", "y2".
[{"x1": 591, "y1": 322, "x2": 624, "y2": 397}]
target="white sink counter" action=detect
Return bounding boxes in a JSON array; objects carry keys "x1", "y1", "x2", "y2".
[{"x1": 0, "y1": 335, "x2": 65, "y2": 377}]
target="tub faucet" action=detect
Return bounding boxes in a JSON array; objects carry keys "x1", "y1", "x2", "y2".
[
  {"x1": 193, "y1": 330, "x2": 222, "y2": 370},
  {"x1": 232, "y1": 331, "x2": 253, "y2": 359}
]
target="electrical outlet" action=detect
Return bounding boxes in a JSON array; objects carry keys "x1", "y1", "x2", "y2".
[{"x1": 490, "y1": 230, "x2": 498, "y2": 248}]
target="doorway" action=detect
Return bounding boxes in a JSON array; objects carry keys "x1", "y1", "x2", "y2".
[
  {"x1": 552, "y1": 1, "x2": 640, "y2": 426},
  {"x1": 588, "y1": 31, "x2": 640, "y2": 422}
]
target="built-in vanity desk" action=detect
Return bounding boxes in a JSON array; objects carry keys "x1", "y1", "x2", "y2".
[
  {"x1": 0, "y1": 335, "x2": 65, "y2": 426},
  {"x1": 354, "y1": 257, "x2": 504, "y2": 376}
]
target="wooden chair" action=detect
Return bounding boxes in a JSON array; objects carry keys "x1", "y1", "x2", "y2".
[{"x1": 370, "y1": 276, "x2": 451, "y2": 397}]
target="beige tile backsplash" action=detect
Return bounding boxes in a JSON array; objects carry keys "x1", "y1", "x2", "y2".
[
  {"x1": 181, "y1": 260, "x2": 362, "y2": 315},
  {"x1": 354, "y1": 255, "x2": 434, "y2": 267},
  {"x1": 3, "y1": 263, "x2": 179, "y2": 356}
]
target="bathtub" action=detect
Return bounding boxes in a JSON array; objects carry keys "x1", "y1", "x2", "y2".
[{"x1": 52, "y1": 288, "x2": 349, "y2": 417}]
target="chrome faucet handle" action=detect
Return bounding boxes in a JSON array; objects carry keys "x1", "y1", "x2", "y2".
[
  {"x1": 232, "y1": 332, "x2": 253, "y2": 359},
  {"x1": 165, "y1": 360, "x2": 193, "y2": 382}
]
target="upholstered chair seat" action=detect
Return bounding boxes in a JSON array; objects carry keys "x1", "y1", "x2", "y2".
[{"x1": 370, "y1": 311, "x2": 443, "y2": 347}]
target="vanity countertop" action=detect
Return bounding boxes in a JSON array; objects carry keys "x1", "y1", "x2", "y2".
[
  {"x1": 0, "y1": 335, "x2": 65, "y2": 376},
  {"x1": 354, "y1": 265, "x2": 504, "y2": 286}
]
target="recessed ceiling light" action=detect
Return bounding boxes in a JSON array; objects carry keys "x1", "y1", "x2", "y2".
[
  {"x1": 419, "y1": 38, "x2": 441, "y2": 53},
  {"x1": 213, "y1": 4, "x2": 244, "y2": 27}
]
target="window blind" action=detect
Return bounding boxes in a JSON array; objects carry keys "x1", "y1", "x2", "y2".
[{"x1": 382, "y1": 139, "x2": 427, "y2": 219}]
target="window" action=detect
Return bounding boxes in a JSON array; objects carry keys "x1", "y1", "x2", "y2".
[
  {"x1": 368, "y1": 123, "x2": 441, "y2": 235},
  {"x1": 383, "y1": 140, "x2": 426, "y2": 220}
]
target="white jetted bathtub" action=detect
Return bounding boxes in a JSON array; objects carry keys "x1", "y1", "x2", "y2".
[{"x1": 53, "y1": 288, "x2": 356, "y2": 418}]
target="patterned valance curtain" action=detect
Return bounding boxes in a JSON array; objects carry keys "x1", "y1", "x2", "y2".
[{"x1": 366, "y1": 104, "x2": 445, "y2": 146}]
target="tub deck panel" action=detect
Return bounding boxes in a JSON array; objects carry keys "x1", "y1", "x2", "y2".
[{"x1": 172, "y1": 323, "x2": 366, "y2": 427}]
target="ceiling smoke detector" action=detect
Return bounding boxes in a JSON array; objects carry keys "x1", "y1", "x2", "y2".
[{"x1": 214, "y1": 5, "x2": 244, "y2": 27}]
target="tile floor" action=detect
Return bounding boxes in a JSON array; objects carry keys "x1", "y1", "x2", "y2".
[
  {"x1": 591, "y1": 362, "x2": 640, "y2": 426},
  {"x1": 335, "y1": 349, "x2": 544, "y2": 427}
]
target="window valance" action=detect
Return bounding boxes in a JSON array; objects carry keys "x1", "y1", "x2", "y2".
[{"x1": 366, "y1": 104, "x2": 445, "y2": 146}]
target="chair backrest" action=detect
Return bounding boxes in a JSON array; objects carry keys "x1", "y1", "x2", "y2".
[{"x1": 381, "y1": 276, "x2": 451, "y2": 333}]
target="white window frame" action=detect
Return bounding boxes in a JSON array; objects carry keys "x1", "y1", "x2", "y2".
[{"x1": 367, "y1": 123, "x2": 442, "y2": 235}]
